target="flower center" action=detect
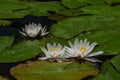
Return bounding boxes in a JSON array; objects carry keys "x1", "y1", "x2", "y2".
[
  {"x1": 50, "y1": 48, "x2": 59, "y2": 52},
  {"x1": 79, "y1": 46, "x2": 87, "y2": 53}
]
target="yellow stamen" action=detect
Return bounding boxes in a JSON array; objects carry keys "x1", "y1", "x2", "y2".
[
  {"x1": 79, "y1": 46, "x2": 87, "y2": 53},
  {"x1": 50, "y1": 48, "x2": 59, "y2": 52}
]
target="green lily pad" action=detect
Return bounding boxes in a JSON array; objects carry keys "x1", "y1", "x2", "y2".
[
  {"x1": 0, "y1": 10, "x2": 30, "y2": 19},
  {"x1": 105, "y1": 0, "x2": 120, "y2": 5},
  {"x1": 51, "y1": 15, "x2": 120, "y2": 39},
  {"x1": 0, "y1": 39, "x2": 47, "y2": 63},
  {"x1": 84, "y1": 0, "x2": 105, "y2": 5},
  {"x1": 61, "y1": 0, "x2": 105, "y2": 9},
  {"x1": 27, "y1": 2, "x2": 65, "y2": 16},
  {"x1": 0, "y1": 75, "x2": 9, "y2": 80},
  {"x1": 0, "y1": 20, "x2": 11, "y2": 25},
  {"x1": 0, "y1": 2, "x2": 27, "y2": 12},
  {"x1": 111, "y1": 55, "x2": 120, "y2": 72},
  {"x1": 81, "y1": 5, "x2": 120, "y2": 17},
  {"x1": 61, "y1": 0, "x2": 86, "y2": 9},
  {"x1": 0, "y1": 36, "x2": 14, "y2": 53},
  {"x1": 91, "y1": 61, "x2": 120, "y2": 80},
  {"x1": 11, "y1": 61, "x2": 99, "y2": 80}
]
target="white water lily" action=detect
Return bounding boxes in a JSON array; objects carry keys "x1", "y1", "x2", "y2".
[
  {"x1": 38, "y1": 43, "x2": 66, "y2": 62},
  {"x1": 66, "y1": 38, "x2": 103, "y2": 62},
  {"x1": 19, "y1": 23, "x2": 49, "y2": 38}
]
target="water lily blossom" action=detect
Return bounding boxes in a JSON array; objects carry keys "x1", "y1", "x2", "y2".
[
  {"x1": 19, "y1": 23, "x2": 49, "y2": 38},
  {"x1": 39, "y1": 43, "x2": 66, "y2": 62},
  {"x1": 66, "y1": 38, "x2": 103, "y2": 62}
]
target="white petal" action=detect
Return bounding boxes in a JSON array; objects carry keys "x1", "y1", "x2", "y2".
[
  {"x1": 80, "y1": 51, "x2": 84, "y2": 58},
  {"x1": 87, "y1": 51, "x2": 103, "y2": 57},
  {"x1": 56, "y1": 59, "x2": 62, "y2": 62},
  {"x1": 47, "y1": 43, "x2": 52, "y2": 49},
  {"x1": 84, "y1": 57, "x2": 102, "y2": 62},
  {"x1": 19, "y1": 31, "x2": 27, "y2": 36},
  {"x1": 41, "y1": 47, "x2": 49, "y2": 56},
  {"x1": 74, "y1": 38, "x2": 79, "y2": 46},
  {"x1": 68, "y1": 41, "x2": 74, "y2": 48},
  {"x1": 86, "y1": 42, "x2": 97, "y2": 55},
  {"x1": 38, "y1": 57, "x2": 48, "y2": 60},
  {"x1": 83, "y1": 38, "x2": 88, "y2": 44}
]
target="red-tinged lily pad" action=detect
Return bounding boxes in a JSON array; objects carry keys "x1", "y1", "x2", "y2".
[{"x1": 11, "y1": 61, "x2": 99, "y2": 80}]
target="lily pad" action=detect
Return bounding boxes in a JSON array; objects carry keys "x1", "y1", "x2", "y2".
[
  {"x1": 61, "y1": 0, "x2": 105, "y2": 9},
  {"x1": 27, "y1": 2, "x2": 65, "y2": 16},
  {"x1": 0, "y1": 36, "x2": 14, "y2": 53},
  {"x1": 0, "y1": 20, "x2": 11, "y2": 25},
  {"x1": 51, "y1": 15, "x2": 120, "y2": 39},
  {"x1": 81, "y1": 5, "x2": 120, "y2": 17},
  {"x1": 0, "y1": 39, "x2": 47, "y2": 63},
  {"x1": 0, "y1": 2, "x2": 27, "y2": 12},
  {"x1": 91, "y1": 61, "x2": 120, "y2": 80},
  {"x1": 0, "y1": 10, "x2": 30, "y2": 19},
  {"x1": 61, "y1": 0, "x2": 86, "y2": 9},
  {"x1": 11, "y1": 61, "x2": 99, "y2": 80},
  {"x1": 105, "y1": 0, "x2": 120, "y2": 5},
  {"x1": 111, "y1": 55, "x2": 120, "y2": 72}
]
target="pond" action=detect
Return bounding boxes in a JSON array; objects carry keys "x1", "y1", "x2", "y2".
[{"x1": 0, "y1": 0, "x2": 120, "y2": 80}]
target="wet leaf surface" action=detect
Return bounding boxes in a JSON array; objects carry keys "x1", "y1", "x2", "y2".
[{"x1": 11, "y1": 61, "x2": 99, "y2": 80}]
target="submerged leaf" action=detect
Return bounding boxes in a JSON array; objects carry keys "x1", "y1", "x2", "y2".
[{"x1": 11, "y1": 61, "x2": 99, "y2": 80}]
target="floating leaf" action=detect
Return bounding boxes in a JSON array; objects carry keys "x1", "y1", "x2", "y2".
[
  {"x1": 11, "y1": 61, "x2": 99, "y2": 80},
  {"x1": 0, "y1": 20, "x2": 11, "y2": 25},
  {"x1": 0, "y1": 10, "x2": 30, "y2": 19},
  {"x1": 111, "y1": 55, "x2": 120, "y2": 72},
  {"x1": 61, "y1": 0, "x2": 86, "y2": 9},
  {"x1": 91, "y1": 61, "x2": 120, "y2": 80},
  {"x1": 0, "y1": 2, "x2": 27, "y2": 12},
  {"x1": 105, "y1": 0, "x2": 120, "y2": 5},
  {"x1": 27, "y1": 2, "x2": 65, "y2": 16},
  {"x1": 61, "y1": 0, "x2": 105, "y2": 9},
  {"x1": 0, "y1": 39, "x2": 47, "y2": 63},
  {"x1": 51, "y1": 15, "x2": 120, "y2": 39},
  {"x1": 0, "y1": 36, "x2": 14, "y2": 53},
  {"x1": 84, "y1": 0, "x2": 105, "y2": 5},
  {"x1": 56, "y1": 8, "x2": 84, "y2": 16},
  {"x1": 81, "y1": 5, "x2": 120, "y2": 17}
]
